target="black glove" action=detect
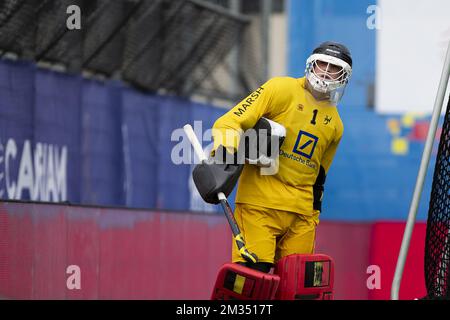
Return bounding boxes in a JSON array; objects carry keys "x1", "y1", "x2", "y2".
[{"x1": 193, "y1": 145, "x2": 244, "y2": 204}]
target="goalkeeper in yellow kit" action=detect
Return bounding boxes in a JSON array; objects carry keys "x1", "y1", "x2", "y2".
[{"x1": 196, "y1": 42, "x2": 352, "y2": 273}]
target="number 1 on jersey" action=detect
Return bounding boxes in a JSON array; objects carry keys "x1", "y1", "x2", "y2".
[{"x1": 311, "y1": 109, "x2": 318, "y2": 125}]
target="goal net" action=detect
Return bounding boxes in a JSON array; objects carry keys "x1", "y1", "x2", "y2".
[{"x1": 424, "y1": 93, "x2": 450, "y2": 299}]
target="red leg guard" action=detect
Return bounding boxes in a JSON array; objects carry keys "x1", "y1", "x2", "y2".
[
  {"x1": 211, "y1": 263, "x2": 280, "y2": 300},
  {"x1": 274, "y1": 254, "x2": 335, "y2": 300}
]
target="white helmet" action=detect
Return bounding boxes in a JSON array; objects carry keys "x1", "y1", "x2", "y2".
[{"x1": 305, "y1": 42, "x2": 353, "y2": 104}]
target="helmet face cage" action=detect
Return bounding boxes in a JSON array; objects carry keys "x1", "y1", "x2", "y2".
[{"x1": 305, "y1": 53, "x2": 352, "y2": 104}]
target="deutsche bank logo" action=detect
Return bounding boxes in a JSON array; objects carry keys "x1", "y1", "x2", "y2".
[{"x1": 292, "y1": 130, "x2": 319, "y2": 159}]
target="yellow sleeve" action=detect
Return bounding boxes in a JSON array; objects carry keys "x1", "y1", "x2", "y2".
[
  {"x1": 321, "y1": 128, "x2": 343, "y2": 174},
  {"x1": 212, "y1": 78, "x2": 280, "y2": 152}
]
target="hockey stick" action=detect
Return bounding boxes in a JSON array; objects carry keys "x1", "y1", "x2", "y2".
[{"x1": 183, "y1": 124, "x2": 258, "y2": 264}]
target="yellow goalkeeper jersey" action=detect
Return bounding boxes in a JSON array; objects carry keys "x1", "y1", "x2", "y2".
[{"x1": 212, "y1": 76, "x2": 344, "y2": 216}]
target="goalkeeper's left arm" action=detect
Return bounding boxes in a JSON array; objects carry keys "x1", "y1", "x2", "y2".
[{"x1": 211, "y1": 78, "x2": 282, "y2": 155}]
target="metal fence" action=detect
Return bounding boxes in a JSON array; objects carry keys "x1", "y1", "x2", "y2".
[{"x1": 0, "y1": 0, "x2": 257, "y2": 100}]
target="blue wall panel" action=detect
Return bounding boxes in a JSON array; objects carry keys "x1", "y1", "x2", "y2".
[
  {"x1": 322, "y1": 107, "x2": 435, "y2": 222},
  {"x1": 34, "y1": 68, "x2": 82, "y2": 203},
  {"x1": 157, "y1": 96, "x2": 191, "y2": 211},
  {"x1": 121, "y1": 88, "x2": 159, "y2": 208},
  {"x1": 80, "y1": 80, "x2": 123, "y2": 206},
  {"x1": 0, "y1": 61, "x2": 34, "y2": 201}
]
